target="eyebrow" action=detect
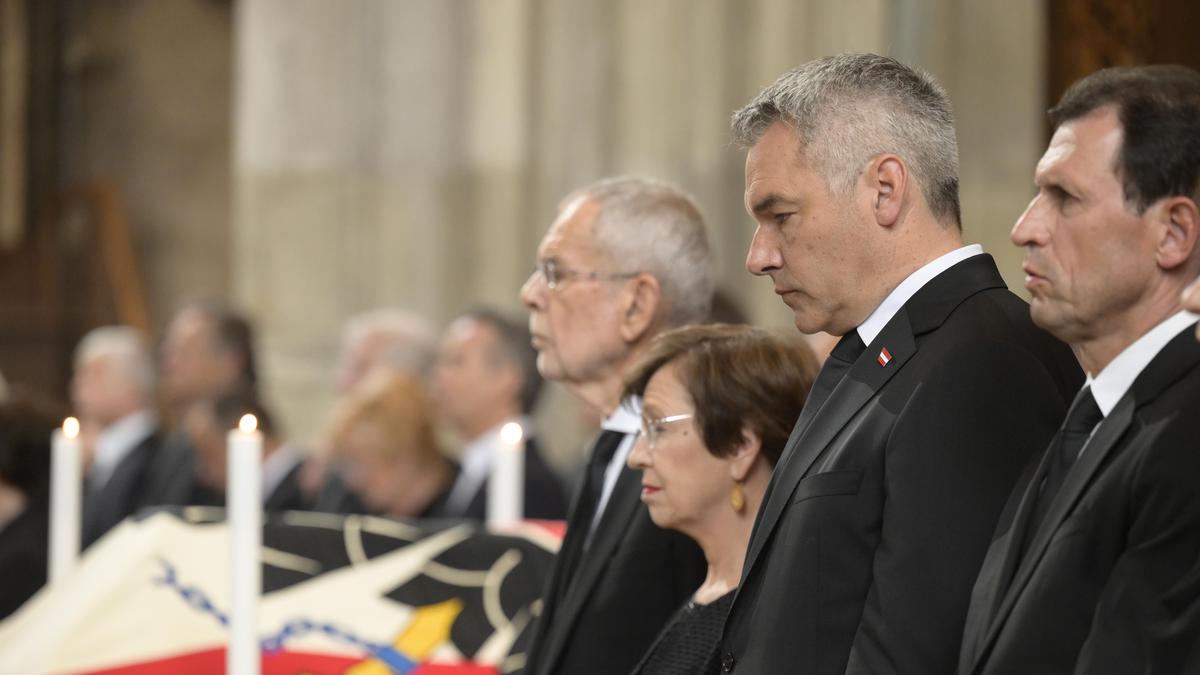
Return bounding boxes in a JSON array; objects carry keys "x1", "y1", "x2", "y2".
[{"x1": 750, "y1": 194, "x2": 794, "y2": 216}]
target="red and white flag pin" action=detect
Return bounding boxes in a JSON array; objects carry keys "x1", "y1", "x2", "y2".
[{"x1": 877, "y1": 347, "x2": 893, "y2": 367}]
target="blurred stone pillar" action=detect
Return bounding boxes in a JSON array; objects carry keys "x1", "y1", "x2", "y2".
[{"x1": 233, "y1": 0, "x2": 468, "y2": 441}]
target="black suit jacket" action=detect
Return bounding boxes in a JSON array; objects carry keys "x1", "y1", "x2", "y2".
[
  {"x1": 264, "y1": 459, "x2": 312, "y2": 512},
  {"x1": 82, "y1": 429, "x2": 162, "y2": 548},
  {"x1": 958, "y1": 322, "x2": 1200, "y2": 675},
  {"x1": 522, "y1": 430, "x2": 706, "y2": 675},
  {"x1": 0, "y1": 505, "x2": 47, "y2": 619},
  {"x1": 460, "y1": 437, "x2": 568, "y2": 521},
  {"x1": 719, "y1": 255, "x2": 1081, "y2": 674}
]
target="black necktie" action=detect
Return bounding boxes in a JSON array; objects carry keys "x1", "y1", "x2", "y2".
[
  {"x1": 559, "y1": 429, "x2": 626, "y2": 584},
  {"x1": 807, "y1": 331, "x2": 867, "y2": 414},
  {"x1": 1027, "y1": 386, "x2": 1103, "y2": 539}
]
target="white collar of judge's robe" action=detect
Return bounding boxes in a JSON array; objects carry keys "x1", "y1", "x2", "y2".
[
  {"x1": 1086, "y1": 310, "x2": 1199, "y2": 417},
  {"x1": 855, "y1": 244, "x2": 984, "y2": 346}
]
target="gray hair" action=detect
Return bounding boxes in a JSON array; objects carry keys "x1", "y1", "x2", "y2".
[
  {"x1": 731, "y1": 53, "x2": 962, "y2": 227},
  {"x1": 342, "y1": 308, "x2": 437, "y2": 376},
  {"x1": 570, "y1": 176, "x2": 715, "y2": 327},
  {"x1": 75, "y1": 326, "x2": 156, "y2": 401}
]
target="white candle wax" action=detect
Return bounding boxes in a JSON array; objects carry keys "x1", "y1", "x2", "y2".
[
  {"x1": 48, "y1": 417, "x2": 82, "y2": 584},
  {"x1": 227, "y1": 414, "x2": 262, "y2": 675},
  {"x1": 488, "y1": 422, "x2": 525, "y2": 527}
]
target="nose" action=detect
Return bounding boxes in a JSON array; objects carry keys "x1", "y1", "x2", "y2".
[
  {"x1": 746, "y1": 224, "x2": 783, "y2": 276},
  {"x1": 1011, "y1": 194, "x2": 1049, "y2": 248},
  {"x1": 519, "y1": 269, "x2": 545, "y2": 310},
  {"x1": 627, "y1": 434, "x2": 651, "y2": 469}
]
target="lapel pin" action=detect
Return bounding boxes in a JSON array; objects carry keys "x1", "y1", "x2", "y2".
[{"x1": 877, "y1": 347, "x2": 892, "y2": 367}]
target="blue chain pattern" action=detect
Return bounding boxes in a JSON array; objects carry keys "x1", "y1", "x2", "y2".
[{"x1": 153, "y1": 558, "x2": 417, "y2": 673}]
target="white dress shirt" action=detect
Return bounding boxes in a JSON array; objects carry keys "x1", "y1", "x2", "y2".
[
  {"x1": 1087, "y1": 310, "x2": 1199, "y2": 416},
  {"x1": 89, "y1": 409, "x2": 157, "y2": 490},
  {"x1": 443, "y1": 416, "x2": 531, "y2": 516},
  {"x1": 262, "y1": 442, "x2": 305, "y2": 504},
  {"x1": 589, "y1": 397, "x2": 641, "y2": 538},
  {"x1": 856, "y1": 244, "x2": 984, "y2": 345}
]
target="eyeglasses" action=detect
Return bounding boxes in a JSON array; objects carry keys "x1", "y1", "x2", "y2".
[
  {"x1": 639, "y1": 413, "x2": 694, "y2": 449},
  {"x1": 532, "y1": 261, "x2": 639, "y2": 290}
]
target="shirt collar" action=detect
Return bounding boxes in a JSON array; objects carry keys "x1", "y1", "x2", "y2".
[
  {"x1": 460, "y1": 416, "x2": 530, "y2": 471},
  {"x1": 1086, "y1": 310, "x2": 1198, "y2": 416},
  {"x1": 262, "y1": 442, "x2": 304, "y2": 500},
  {"x1": 856, "y1": 244, "x2": 984, "y2": 345},
  {"x1": 603, "y1": 397, "x2": 642, "y2": 434},
  {"x1": 90, "y1": 409, "x2": 157, "y2": 488}
]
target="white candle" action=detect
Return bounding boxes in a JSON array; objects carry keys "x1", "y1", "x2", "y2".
[
  {"x1": 48, "y1": 417, "x2": 82, "y2": 584},
  {"x1": 488, "y1": 422, "x2": 525, "y2": 527},
  {"x1": 227, "y1": 414, "x2": 262, "y2": 675}
]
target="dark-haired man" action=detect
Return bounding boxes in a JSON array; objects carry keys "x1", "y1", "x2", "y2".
[
  {"x1": 959, "y1": 64, "x2": 1200, "y2": 675},
  {"x1": 432, "y1": 310, "x2": 566, "y2": 521},
  {"x1": 181, "y1": 389, "x2": 310, "y2": 512},
  {"x1": 146, "y1": 302, "x2": 260, "y2": 506}
]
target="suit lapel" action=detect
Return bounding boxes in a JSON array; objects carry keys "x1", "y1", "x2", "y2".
[
  {"x1": 969, "y1": 397, "x2": 1134, "y2": 673},
  {"x1": 740, "y1": 254, "x2": 1008, "y2": 589},
  {"x1": 969, "y1": 322, "x2": 1200, "y2": 673},
  {"x1": 741, "y1": 312, "x2": 916, "y2": 583},
  {"x1": 538, "y1": 464, "x2": 643, "y2": 670}
]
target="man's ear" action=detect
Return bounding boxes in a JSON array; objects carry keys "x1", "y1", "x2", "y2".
[
  {"x1": 1155, "y1": 196, "x2": 1200, "y2": 271},
  {"x1": 866, "y1": 154, "x2": 907, "y2": 228},
  {"x1": 618, "y1": 273, "x2": 662, "y2": 344},
  {"x1": 727, "y1": 427, "x2": 763, "y2": 483}
]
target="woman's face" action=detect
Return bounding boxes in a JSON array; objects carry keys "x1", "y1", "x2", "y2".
[
  {"x1": 627, "y1": 362, "x2": 732, "y2": 535},
  {"x1": 338, "y1": 421, "x2": 416, "y2": 515}
]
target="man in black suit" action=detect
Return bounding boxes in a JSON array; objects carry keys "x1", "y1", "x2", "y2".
[
  {"x1": 517, "y1": 176, "x2": 711, "y2": 675},
  {"x1": 433, "y1": 309, "x2": 567, "y2": 521},
  {"x1": 145, "y1": 302, "x2": 261, "y2": 508},
  {"x1": 71, "y1": 326, "x2": 163, "y2": 547},
  {"x1": 958, "y1": 65, "x2": 1200, "y2": 675},
  {"x1": 177, "y1": 389, "x2": 310, "y2": 512},
  {"x1": 717, "y1": 54, "x2": 1082, "y2": 674}
]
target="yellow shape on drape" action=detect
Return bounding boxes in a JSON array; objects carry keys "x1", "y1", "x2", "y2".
[{"x1": 344, "y1": 599, "x2": 464, "y2": 674}]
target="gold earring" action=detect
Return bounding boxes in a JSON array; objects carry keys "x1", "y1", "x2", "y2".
[{"x1": 730, "y1": 482, "x2": 746, "y2": 512}]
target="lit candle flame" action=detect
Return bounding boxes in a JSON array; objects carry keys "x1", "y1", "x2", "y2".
[
  {"x1": 63, "y1": 417, "x2": 81, "y2": 440},
  {"x1": 238, "y1": 414, "x2": 258, "y2": 433},
  {"x1": 500, "y1": 422, "x2": 524, "y2": 446}
]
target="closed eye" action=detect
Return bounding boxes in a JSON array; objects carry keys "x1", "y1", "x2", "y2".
[{"x1": 1044, "y1": 184, "x2": 1076, "y2": 205}]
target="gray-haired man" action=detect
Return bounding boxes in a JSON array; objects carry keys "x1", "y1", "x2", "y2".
[
  {"x1": 519, "y1": 176, "x2": 711, "y2": 675},
  {"x1": 717, "y1": 54, "x2": 1081, "y2": 674}
]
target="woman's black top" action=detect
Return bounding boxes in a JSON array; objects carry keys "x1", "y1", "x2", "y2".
[{"x1": 629, "y1": 589, "x2": 735, "y2": 675}]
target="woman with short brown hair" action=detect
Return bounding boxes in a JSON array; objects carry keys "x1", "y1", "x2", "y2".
[
  {"x1": 623, "y1": 324, "x2": 817, "y2": 675},
  {"x1": 326, "y1": 370, "x2": 456, "y2": 519}
]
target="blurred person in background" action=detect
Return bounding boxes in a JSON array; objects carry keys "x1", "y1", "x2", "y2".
[
  {"x1": 71, "y1": 326, "x2": 162, "y2": 548},
  {"x1": 325, "y1": 370, "x2": 456, "y2": 519},
  {"x1": 308, "y1": 308, "x2": 439, "y2": 510},
  {"x1": 181, "y1": 388, "x2": 310, "y2": 511},
  {"x1": 433, "y1": 309, "x2": 566, "y2": 521},
  {"x1": 160, "y1": 301, "x2": 258, "y2": 417},
  {"x1": 146, "y1": 302, "x2": 259, "y2": 507},
  {"x1": 623, "y1": 324, "x2": 817, "y2": 675},
  {"x1": 335, "y1": 308, "x2": 437, "y2": 395},
  {"x1": 0, "y1": 391, "x2": 60, "y2": 619}
]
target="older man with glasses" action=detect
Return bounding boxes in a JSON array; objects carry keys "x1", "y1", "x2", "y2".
[{"x1": 518, "y1": 176, "x2": 712, "y2": 675}]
